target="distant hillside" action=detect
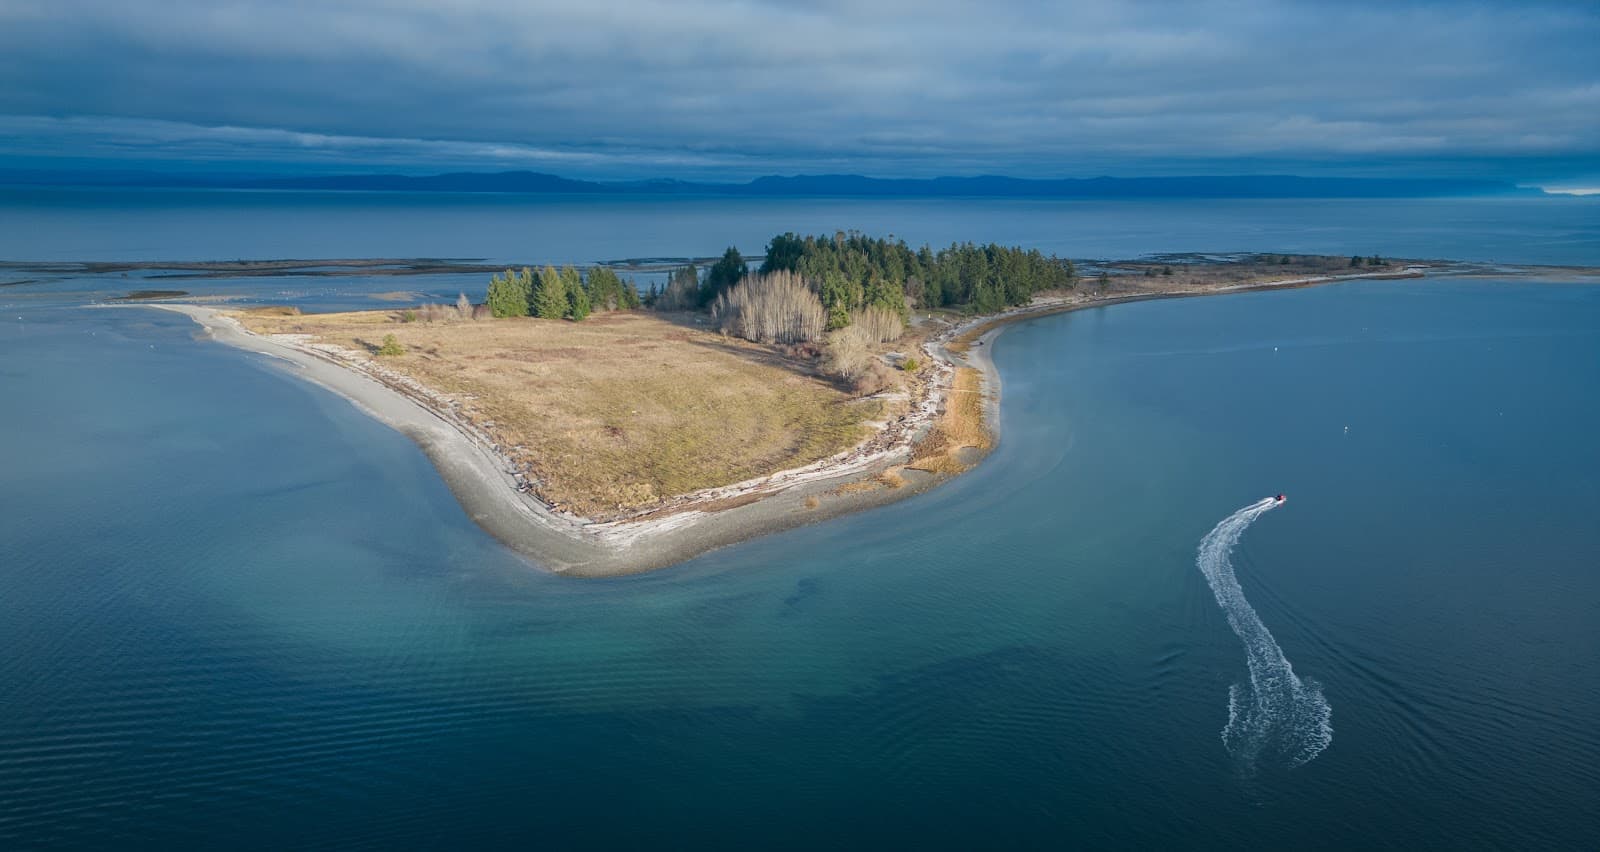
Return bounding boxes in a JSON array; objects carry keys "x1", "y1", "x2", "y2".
[
  {"x1": 0, "y1": 169, "x2": 1541, "y2": 198},
  {"x1": 735, "y1": 174, "x2": 1538, "y2": 198},
  {"x1": 247, "y1": 171, "x2": 607, "y2": 193}
]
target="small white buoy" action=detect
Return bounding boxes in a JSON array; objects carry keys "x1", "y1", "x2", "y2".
[
  {"x1": 1273, "y1": 346, "x2": 1279, "y2": 352},
  {"x1": 1344, "y1": 425, "x2": 1350, "y2": 433}
]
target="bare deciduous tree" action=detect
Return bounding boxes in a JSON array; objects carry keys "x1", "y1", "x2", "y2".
[
  {"x1": 849, "y1": 305, "x2": 903, "y2": 344},
  {"x1": 712, "y1": 270, "x2": 826, "y2": 344},
  {"x1": 823, "y1": 323, "x2": 874, "y2": 381},
  {"x1": 653, "y1": 266, "x2": 702, "y2": 312}
]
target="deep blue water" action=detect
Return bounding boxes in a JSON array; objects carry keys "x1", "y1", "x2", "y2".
[
  {"x1": 2, "y1": 193, "x2": 1598, "y2": 847},
  {"x1": 3, "y1": 187, "x2": 1598, "y2": 266}
]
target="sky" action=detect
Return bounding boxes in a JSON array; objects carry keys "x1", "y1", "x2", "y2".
[{"x1": 2, "y1": 0, "x2": 1597, "y2": 187}]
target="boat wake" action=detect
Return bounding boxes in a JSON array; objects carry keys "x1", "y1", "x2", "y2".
[{"x1": 1197, "y1": 498, "x2": 1332, "y2": 774}]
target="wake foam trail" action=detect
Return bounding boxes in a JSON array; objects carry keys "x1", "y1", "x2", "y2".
[{"x1": 1197, "y1": 498, "x2": 1332, "y2": 774}]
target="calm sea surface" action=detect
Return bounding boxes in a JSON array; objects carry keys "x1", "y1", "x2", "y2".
[
  {"x1": 3, "y1": 188, "x2": 1598, "y2": 266},
  {"x1": 2, "y1": 191, "x2": 1597, "y2": 847}
]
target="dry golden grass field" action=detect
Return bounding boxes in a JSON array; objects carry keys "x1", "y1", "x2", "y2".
[
  {"x1": 907, "y1": 367, "x2": 989, "y2": 475},
  {"x1": 236, "y1": 308, "x2": 889, "y2": 517}
]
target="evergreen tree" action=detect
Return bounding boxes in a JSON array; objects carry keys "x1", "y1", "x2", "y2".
[
  {"x1": 486, "y1": 269, "x2": 512, "y2": 317},
  {"x1": 534, "y1": 266, "x2": 568, "y2": 319},
  {"x1": 486, "y1": 267, "x2": 531, "y2": 318},
  {"x1": 760, "y1": 233, "x2": 806, "y2": 274},
  {"x1": 703, "y1": 247, "x2": 747, "y2": 306},
  {"x1": 819, "y1": 270, "x2": 851, "y2": 329},
  {"x1": 973, "y1": 278, "x2": 1005, "y2": 313},
  {"x1": 585, "y1": 267, "x2": 626, "y2": 311},
  {"x1": 566, "y1": 267, "x2": 592, "y2": 320}
]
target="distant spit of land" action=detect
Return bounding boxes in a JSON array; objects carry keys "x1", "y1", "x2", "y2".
[
  {"x1": 100, "y1": 253, "x2": 1591, "y2": 575},
  {"x1": 112, "y1": 255, "x2": 1363, "y2": 573}
]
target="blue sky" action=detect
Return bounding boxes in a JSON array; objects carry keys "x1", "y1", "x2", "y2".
[{"x1": 2, "y1": 0, "x2": 1597, "y2": 186}]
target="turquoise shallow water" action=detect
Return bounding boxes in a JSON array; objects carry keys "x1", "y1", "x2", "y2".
[{"x1": 2, "y1": 194, "x2": 1599, "y2": 847}]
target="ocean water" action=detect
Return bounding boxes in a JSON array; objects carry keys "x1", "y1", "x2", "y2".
[
  {"x1": 3, "y1": 187, "x2": 1598, "y2": 266},
  {"x1": 2, "y1": 193, "x2": 1598, "y2": 847}
]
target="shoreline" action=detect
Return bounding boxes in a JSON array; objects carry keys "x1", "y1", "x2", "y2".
[
  {"x1": 150, "y1": 265, "x2": 1426, "y2": 576},
  {"x1": 153, "y1": 304, "x2": 957, "y2": 576}
]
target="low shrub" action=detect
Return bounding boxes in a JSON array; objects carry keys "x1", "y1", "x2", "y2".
[
  {"x1": 781, "y1": 341, "x2": 825, "y2": 361},
  {"x1": 418, "y1": 303, "x2": 457, "y2": 322},
  {"x1": 377, "y1": 334, "x2": 405, "y2": 356},
  {"x1": 851, "y1": 360, "x2": 896, "y2": 396}
]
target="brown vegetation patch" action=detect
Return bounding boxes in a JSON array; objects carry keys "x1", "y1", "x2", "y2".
[
  {"x1": 877, "y1": 467, "x2": 907, "y2": 489},
  {"x1": 947, "y1": 325, "x2": 985, "y2": 356},
  {"x1": 232, "y1": 308, "x2": 892, "y2": 517},
  {"x1": 908, "y1": 367, "x2": 990, "y2": 475}
]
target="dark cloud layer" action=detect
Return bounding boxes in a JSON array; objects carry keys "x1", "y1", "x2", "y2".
[{"x1": 2, "y1": 0, "x2": 1596, "y2": 184}]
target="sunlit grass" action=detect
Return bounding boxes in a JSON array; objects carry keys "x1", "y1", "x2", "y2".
[{"x1": 236, "y1": 309, "x2": 882, "y2": 516}]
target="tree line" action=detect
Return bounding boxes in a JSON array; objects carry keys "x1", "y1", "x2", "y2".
[
  {"x1": 651, "y1": 232, "x2": 1077, "y2": 326},
  {"x1": 484, "y1": 231, "x2": 1076, "y2": 326},
  {"x1": 485, "y1": 265, "x2": 641, "y2": 320},
  {"x1": 766, "y1": 231, "x2": 1075, "y2": 317}
]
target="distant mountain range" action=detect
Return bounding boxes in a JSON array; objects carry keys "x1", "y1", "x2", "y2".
[{"x1": 0, "y1": 169, "x2": 1543, "y2": 198}]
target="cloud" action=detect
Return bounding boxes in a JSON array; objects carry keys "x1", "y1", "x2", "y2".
[{"x1": 1, "y1": 0, "x2": 1596, "y2": 179}]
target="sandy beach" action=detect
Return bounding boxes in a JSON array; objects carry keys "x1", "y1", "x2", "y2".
[
  {"x1": 151, "y1": 265, "x2": 1428, "y2": 576},
  {"x1": 155, "y1": 304, "x2": 957, "y2": 575}
]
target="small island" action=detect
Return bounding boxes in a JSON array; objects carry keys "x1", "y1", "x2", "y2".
[{"x1": 147, "y1": 236, "x2": 1434, "y2": 575}]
